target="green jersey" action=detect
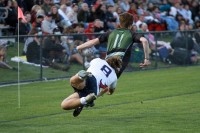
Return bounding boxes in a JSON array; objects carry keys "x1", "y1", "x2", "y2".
[{"x1": 98, "y1": 28, "x2": 142, "y2": 78}]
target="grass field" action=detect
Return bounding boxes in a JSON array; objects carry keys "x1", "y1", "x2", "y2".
[{"x1": 0, "y1": 66, "x2": 200, "y2": 133}]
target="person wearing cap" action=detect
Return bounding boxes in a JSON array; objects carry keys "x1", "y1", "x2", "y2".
[
  {"x1": 32, "y1": 14, "x2": 44, "y2": 28},
  {"x1": 41, "y1": 11, "x2": 58, "y2": 34}
]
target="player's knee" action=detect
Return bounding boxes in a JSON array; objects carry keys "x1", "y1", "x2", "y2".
[
  {"x1": 61, "y1": 101, "x2": 69, "y2": 110},
  {"x1": 69, "y1": 77, "x2": 74, "y2": 84}
]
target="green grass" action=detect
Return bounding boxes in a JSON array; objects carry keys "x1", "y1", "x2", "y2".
[{"x1": 0, "y1": 66, "x2": 200, "y2": 133}]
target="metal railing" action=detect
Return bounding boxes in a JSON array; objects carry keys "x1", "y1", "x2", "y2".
[{"x1": 0, "y1": 30, "x2": 199, "y2": 85}]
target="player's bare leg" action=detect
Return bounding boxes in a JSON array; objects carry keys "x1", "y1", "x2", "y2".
[
  {"x1": 61, "y1": 92, "x2": 81, "y2": 110},
  {"x1": 61, "y1": 92, "x2": 97, "y2": 110},
  {"x1": 61, "y1": 70, "x2": 95, "y2": 116}
]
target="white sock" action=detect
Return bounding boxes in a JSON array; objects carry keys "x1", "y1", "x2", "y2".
[{"x1": 80, "y1": 97, "x2": 87, "y2": 105}]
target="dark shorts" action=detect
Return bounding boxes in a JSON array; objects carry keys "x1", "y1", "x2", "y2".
[{"x1": 72, "y1": 75, "x2": 97, "y2": 98}]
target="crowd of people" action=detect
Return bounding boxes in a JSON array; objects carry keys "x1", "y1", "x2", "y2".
[
  {"x1": 0, "y1": 0, "x2": 200, "y2": 70},
  {"x1": 0, "y1": 0, "x2": 198, "y2": 32}
]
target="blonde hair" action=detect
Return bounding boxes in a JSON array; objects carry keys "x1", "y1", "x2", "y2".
[{"x1": 106, "y1": 56, "x2": 122, "y2": 74}]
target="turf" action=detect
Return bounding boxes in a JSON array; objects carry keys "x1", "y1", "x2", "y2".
[{"x1": 0, "y1": 66, "x2": 200, "y2": 133}]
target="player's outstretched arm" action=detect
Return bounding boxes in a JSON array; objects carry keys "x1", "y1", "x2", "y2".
[
  {"x1": 107, "y1": 87, "x2": 115, "y2": 95},
  {"x1": 97, "y1": 87, "x2": 115, "y2": 97},
  {"x1": 76, "y1": 38, "x2": 100, "y2": 52},
  {"x1": 139, "y1": 37, "x2": 151, "y2": 68},
  {"x1": 97, "y1": 88, "x2": 108, "y2": 97}
]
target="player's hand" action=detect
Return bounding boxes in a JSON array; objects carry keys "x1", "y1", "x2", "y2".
[
  {"x1": 76, "y1": 46, "x2": 82, "y2": 53},
  {"x1": 97, "y1": 88, "x2": 108, "y2": 97},
  {"x1": 107, "y1": 88, "x2": 114, "y2": 95},
  {"x1": 139, "y1": 59, "x2": 151, "y2": 68}
]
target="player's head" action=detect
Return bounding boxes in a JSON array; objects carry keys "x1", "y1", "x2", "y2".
[
  {"x1": 106, "y1": 56, "x2": 122, "y2": 74},
  {"x1": 119, "y1": 12, "x2": 134, "y2": 29}
]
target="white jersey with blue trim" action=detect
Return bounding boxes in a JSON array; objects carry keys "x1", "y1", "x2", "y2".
[{"x1": 87, "y1": 58, "x2": 117, "y2": 95}]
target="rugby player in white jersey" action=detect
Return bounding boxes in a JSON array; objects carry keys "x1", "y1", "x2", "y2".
[{"x1": 61, "y1": 56, "x2": 122, "y2": 117}]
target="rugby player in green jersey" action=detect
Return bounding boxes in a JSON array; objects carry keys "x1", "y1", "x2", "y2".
[{"x1": 77, "y1": 12, "x2": 151, "y2": 78}]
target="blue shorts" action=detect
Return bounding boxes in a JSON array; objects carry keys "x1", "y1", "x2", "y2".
[{"x1": 73, "y1": 75, "x2": 97, "y2": 98}]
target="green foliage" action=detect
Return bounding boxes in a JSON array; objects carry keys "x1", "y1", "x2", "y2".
[{"x1": 0, "y1": 66, "x2": 200, "y2": 133}]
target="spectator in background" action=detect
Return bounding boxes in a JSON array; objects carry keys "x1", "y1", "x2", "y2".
[
  {"x1": 137, "y1": 2, "x2": 148, "y2": 16},
  {"x1": 73, "y1": 23, "x2": 88, "y2": 46},
  {"x1": 93, "y1": 0, "x2": 102, "y2": 9},
  {"x1": 0, "y1": 44, "x2": 6, "y2": 62},
  {"x1": 174, "y1": 22, "x2": 192, "y2": 39},
  {"x1": 23, "y1": 27, "x2": 40, "y2": 55},
  {"x1": 139, "y1": 22, "x2": 170, "y2": 51},
  {"x1": 66, "y1": 3, "x2": 79, "y2": 24},
  {"x1": 168, "y1": 21, "x2": 198, "y2": 65},
  {"x1": 32, "y1": 14, "x2": 44, "y2": 28},
  {"x1": 84, "y1": 23, "x2": 95, "y2": 40},
  {"x1": 93, "y1": 19, "x2": 106, "y2": 33},
  {"x1": 24, "y1": 12, "x2": 32, "y2": 32},
  {"x1": 169, "y1": 2, "x2": 179, "y2": 17},
  {"x1": 105, "y1": 4, "x2": 117, "y2": 30},
  {"x1": 51, "y1": 5, "x2": 63, "y2": 30},
  {"x1": 107, "y1": 0, "x2": 115, "y2": 6},
  {"x1": 30, "y1": 5, "x2": 42, "y2": 23},
  {"x1": 5, "y1": 0, "x2": 18, "y2": 33},
  {"x1": 177, "y1": 3, "x2": 191, "y2": 23},
  {"x1": 147, "y1": 2, "x2": 154, "y2": 13},
  {"x1": 58, "y1": 4, "x2": 72, "y2": 28},
  {"x1": 119, "y1": 0, "x2": 130, "y2": 12},
  {"x1": 65, "y1": 1, "x2": 73, "y2": 13},
  {"x1": 84, "y1": 0, "x2": 96, "y2": 7},
  {"x1": 131, "y1": 23, "x2": 137, "y2": 32},
  {"x1": 41, "y1": 12, "x2": 58, "y2": 35},
  {"x1": 0, "y1": 0, "x2": 6, "y2": 7},
  {"x1": 41, "y1": 0, "x2": 51, "y2": 14},
  {"x1": 184, "y1": 4, "x2": 193, "y2": 25},
  {"x1": 159, "y1": 0, "x2": 171, "y2": 13},
  {"x1": 77, "y1": 3, "x2": 91, "y2": 23},
  {"x1": 94, "y1": 3, "x2": 107, "y2": 22},
  {"x1": 42, "y1": 28, "x2": 66, "y2": 63},
  {"x1": 89, "y1": 4, "x2": 97, "y2": 22},
  {"x1": 147, "y1": 0, "x2": 161, "y2": 5},
  {"x1": 0, "y1": 41, "x2": 16, "y2": 70},
  {"x1": 26, "y1": 28, "x2": 42, "y2": 64},
  {"x1": 128, "y1": 3, "x2": 138, "y2": 23},
  {"x1": 62, "y1": 27, "x2": 83, "y2": 65},
  {"x1": 193, "y1": 29, "x2": 200, "y2": 53},
  {"x1": 16, "y1": 12, "x2": 32, "y2": 42},
  {"x1": 17, "y1": 0, "x2": 28, "y2": 12},
  {"x1": 194, "y1": 20, "x2": 200, "y2": 29},
  {"x1": 190, "y1": 0, "x2": 199, "y2": 21},
  {"x1": 136, "y1": 15, "x2": 145, "y2": 30},
  {"x1": 113, "y1": 7, "x2": 123, "y2": 24},
  {"x1": 35, "y1": 0, "x2": 44, "y2": 6},
  {"x1": 16, "y1": 12, "x2": 32, "y2": 38}
]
